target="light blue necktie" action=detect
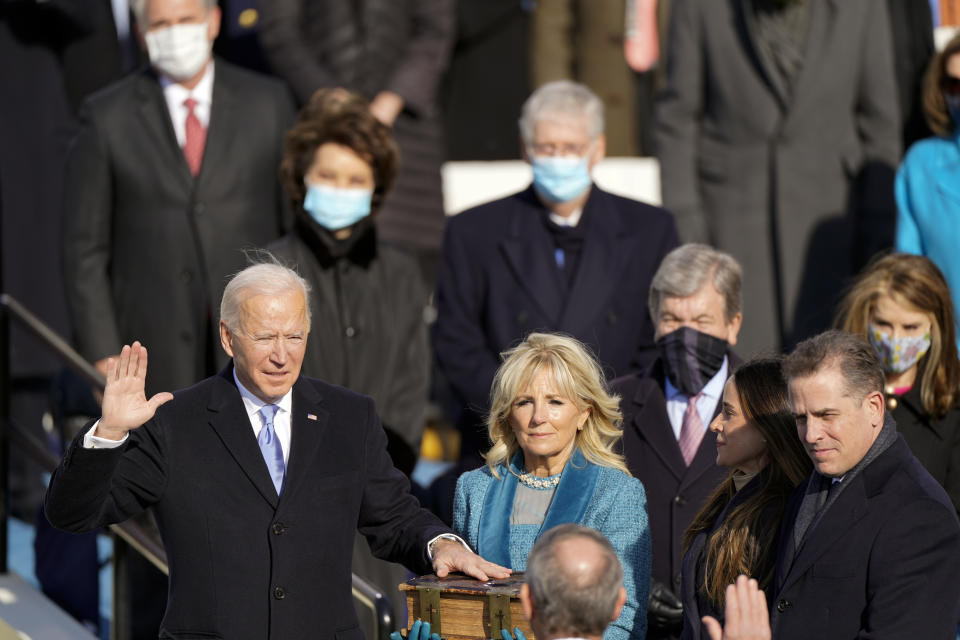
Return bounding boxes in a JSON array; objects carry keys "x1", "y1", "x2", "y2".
[{"x1": 258, "y1": 404, "x2": 285, "y2": 495}]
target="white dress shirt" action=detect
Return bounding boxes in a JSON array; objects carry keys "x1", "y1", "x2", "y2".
[
  {"x1": 159, "y1": 61, "x2": 215, "y2": 148},
  {"x1": 664, "y1": 355, "x2": 730, "y2": 440}
]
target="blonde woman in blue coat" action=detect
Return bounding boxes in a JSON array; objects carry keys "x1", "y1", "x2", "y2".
[{"x1": 453, "y1": 333, "x2": 652, "y2": 640}]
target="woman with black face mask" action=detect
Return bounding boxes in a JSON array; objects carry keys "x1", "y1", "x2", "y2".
[
  {"x1": 895, "y1": 33, "x2": 960, "y2": 337},
  {"x1": 835, "y1": 253, "x2": 960, "y2": 514}
]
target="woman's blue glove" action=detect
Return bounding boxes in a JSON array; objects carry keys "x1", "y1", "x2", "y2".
[
  {"x1": 497, "y1": 626, "x2": 528, "y2": 640},
  {"x1": 391, "y1": 619, "x2": 442, "y2": 640}
]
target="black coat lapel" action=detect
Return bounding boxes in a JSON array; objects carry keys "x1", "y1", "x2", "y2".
[
  {"x1": 777, "y1": 474, "x2": 869, "y2": 594},
  {"x1": 499, "y1": 190, "x2": 565, "y2": 323},
  {"x1": 135, "y1": 70, "x2": 193, "y2": 187},
  {"x1": 558, "y1": 188, "x2": 619, "y2": 333},
  {"x1": 198, "y1": 60, "x2": 236, "y2": 186},
  {"x1": 207, "y1": 368, "x2": 280, "y2": 508},
  {"x1": 280, "y1": 379, "x2": 329, "y2": 504},
  {"x1": 629, "y1": 368, "x2": 688, "y2": 481}
]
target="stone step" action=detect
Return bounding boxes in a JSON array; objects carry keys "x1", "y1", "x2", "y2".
[{"x1": 0, "y1": 574, "x2": 98, "y2": 640}]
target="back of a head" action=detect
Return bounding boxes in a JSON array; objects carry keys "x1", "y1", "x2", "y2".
[
  {"x1": 783, "y1": 330, "x2": 884, "y2": 401},
  {"x1": 648, "y1": 243, "x2": 742, "y2": 323},
  {"x1": 525, "y1": 524, "x2": 623, "y2": 638}
]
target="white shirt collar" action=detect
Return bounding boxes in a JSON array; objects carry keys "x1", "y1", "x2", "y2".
[
  {"x1": 233, "y1": 368, "x2": 293, "y2": 419},
  {"x1": 548, "y1": 207, "x2": 583, "y2": 227},
  {"x1": 158, "y1": 58, "x2": 215, "y2": 105}
]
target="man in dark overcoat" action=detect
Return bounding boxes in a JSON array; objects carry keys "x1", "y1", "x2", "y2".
[
  {"x1": 44, "y1": 262, "x2": 509, "y2": 640},
  {"x1": 63, "y1": 0, "x2": 295, "y2": 397},
  {"x1": 772, "y1": 330, "x2": 960, "y2": 640},
  {"x1": 612, "y1": 244, "x2": 743, "y2": 639},
  {"x1": 434, "y1": 80, "x2": 678, "y2": 461}
]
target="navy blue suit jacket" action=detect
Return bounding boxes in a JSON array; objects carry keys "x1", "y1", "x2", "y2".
[
  {"x1": 44, "y1": 365, "x2": 448, "y2": 640},
  {"x1": 434, "y1": 185, "x2": 677, "y2": 427},
  {"x1": 771, "y1": 435, "x2": 960, "y2": 640}
]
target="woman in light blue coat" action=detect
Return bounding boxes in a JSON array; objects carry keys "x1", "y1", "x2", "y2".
[
  {"x1": 453, "y1": 333, "x2": 652, "y2": 640},
  {"x1": 896, "y1": 34, "x2": 960, "y2": 332}
]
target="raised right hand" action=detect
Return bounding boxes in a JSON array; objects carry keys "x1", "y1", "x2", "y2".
[{"x1": 96, "y1": 342, "x2": 173, "y2": 440}]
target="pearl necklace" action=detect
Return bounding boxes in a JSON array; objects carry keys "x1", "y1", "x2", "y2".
[{"x1": 517, "y1": 470, "x2": 561, "y2": 489}]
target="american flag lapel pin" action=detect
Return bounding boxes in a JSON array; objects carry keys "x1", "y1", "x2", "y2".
[{"x1": 307, "y1": 413, "x2": 318, "y2": 421}]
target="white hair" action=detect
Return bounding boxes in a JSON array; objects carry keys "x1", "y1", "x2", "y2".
[
  {"x1": 130, "y1": 0, "x2": 217, "y2": 27},
  {"x1": 220, "y1": 258, "x2": 312, "y2": 333},
  {"x1": 648, "y1": 243, "x2": 743, "y2": 323},
  {"x1": 518, "y1": 80, "x2": 605, "y2": 147}
]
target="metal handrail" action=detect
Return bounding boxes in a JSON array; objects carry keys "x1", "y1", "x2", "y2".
[{"x1": 0, "y1": 293, "x2": 394, "y2": 640}]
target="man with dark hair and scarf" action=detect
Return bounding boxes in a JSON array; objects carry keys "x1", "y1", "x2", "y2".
[
  {"x1": 770, "y1": 329, "x2": 960, "y2": 640},
  {"x1": 611, "y1": 243, "x2": 743, "y2": 639}
]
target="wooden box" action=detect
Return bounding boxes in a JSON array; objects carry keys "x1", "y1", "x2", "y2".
[{"x1": 399, "y1": 574, "x2": 536, "y2": 640}]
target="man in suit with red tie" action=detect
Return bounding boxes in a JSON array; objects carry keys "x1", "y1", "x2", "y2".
[
  {"x1": 45, "y1": 261, "x2": 510, "y2": 639},
  {"x1": 611, "y1": 243, "x2": 743, "y2": 639},
  {"x1": 62, "y1": 0, "x2": 295, "y2": 399}
]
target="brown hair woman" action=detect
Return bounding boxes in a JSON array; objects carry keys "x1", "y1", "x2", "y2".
[{"x1": 679, "y1": 357, "x2": 812, "y2": 640}]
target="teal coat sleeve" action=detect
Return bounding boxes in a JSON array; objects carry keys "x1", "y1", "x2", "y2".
[{"x1": 453, "y1": 464, "x2": 652, "y2": 640}]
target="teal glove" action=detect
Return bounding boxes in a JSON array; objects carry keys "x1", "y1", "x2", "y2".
[
  {"x1": 391, "y1": 619, "x2": 442, "y2": 640},
  {"x1": 497, "y1": 626, "x2": 528, "y2": 640}
]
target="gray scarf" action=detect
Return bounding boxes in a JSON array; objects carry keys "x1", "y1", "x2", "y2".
[{"x1": 788, "y1": 411, "x2": 897, "y2": 561}]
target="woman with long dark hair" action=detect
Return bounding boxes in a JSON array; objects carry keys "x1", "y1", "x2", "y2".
[{"x1": 680, "y1": 357, "x2": 811, "y2": 639}]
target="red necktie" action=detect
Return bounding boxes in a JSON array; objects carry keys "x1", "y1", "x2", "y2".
[
  {"x1": 678, "y1": 394, "x2": 704, "y2": 466},
  {"x1": 183, "y1": 97, "x2": 206, "y2": 177},
  {"x1": 624, "y1": 0, "x2": 659, "y2": 72}
]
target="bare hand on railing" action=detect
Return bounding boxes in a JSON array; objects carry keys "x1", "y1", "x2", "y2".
[
  {"x1": 92, "y1": 356, "x2": 115, "y2": 404},
  {"x1": 95, "y1": 341, "x2": 173, "y2": 440}
]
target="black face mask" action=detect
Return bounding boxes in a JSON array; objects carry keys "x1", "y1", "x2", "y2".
[{"x1": 657, "y1": 326, "x2": 728, "y2": 396}]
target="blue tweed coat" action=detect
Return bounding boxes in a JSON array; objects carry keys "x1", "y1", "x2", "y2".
[{"x1": 453, "y1": 455, "x2": 652, "y2": 640}]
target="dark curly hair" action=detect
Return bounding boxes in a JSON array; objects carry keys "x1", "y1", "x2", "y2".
[{"x1": 279, "y1": 88, "x2": 399, "y2": 214}]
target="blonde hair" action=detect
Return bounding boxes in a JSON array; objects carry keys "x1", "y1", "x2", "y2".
[
  {"x1": 835, "y1": 253, "x2": 960, "y2": 418},
  {"x1": 484, "y1": 333, "x2": 629, "y2": 477}
]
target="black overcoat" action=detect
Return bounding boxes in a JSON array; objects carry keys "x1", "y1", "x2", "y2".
[
  {"x1": 771, "y1": 436, "x2": 960, "y2": 640},
  {"x1": 62, "y1": 61, "x2": 295, "y2": 396},
  {"x1": 44, "y1": 366, "x2": 449, "y2": 640}
]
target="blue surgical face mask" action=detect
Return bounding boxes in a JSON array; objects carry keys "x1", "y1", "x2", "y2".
[
  {"x1": 302, "y1": 183, "x2": 373, "y2": 231},
  {"x1": 530, "y1": 154, "x2": 593, "y2": 203}
]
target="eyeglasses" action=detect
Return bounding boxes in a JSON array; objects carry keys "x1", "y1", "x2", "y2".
[
  {"x1": 529, "y1": 142, "x2": 591, "y2": 157},
  {"x1": 942, "y1": 76, "x2": 960, "y2": 97}
]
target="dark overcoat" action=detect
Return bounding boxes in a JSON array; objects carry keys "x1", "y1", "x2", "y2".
[
  {"x1": 62, "y1": 61, "x2": 294, "y2": 396},
  {"x1": 656, "y1": 0, "x2": 901, "y2": 354},
  {"x1": 434, "y1": 185, "x2": 677, "y2": 427},
  {"x1": 771, "y1": 436, "x2": 960, "y2": 640},
  {"x1": 612, "y1": 353, "x2": 741, "y2": 601},
  {"x1": 44, "y1": 366, "x2": 449, "y2": 640}
]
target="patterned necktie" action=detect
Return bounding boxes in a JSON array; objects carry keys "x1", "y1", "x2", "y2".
[
  {"x1": 258, "y1": 405, "x2": 285, "y2": 495},
  {"x1": 678, "y1": 394, "x2": 704, "y2": 466},
  {"x1": 183, "y1": 97, "x2": 206, "y2": 177}
]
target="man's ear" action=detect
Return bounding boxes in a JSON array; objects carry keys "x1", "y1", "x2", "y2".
[
  {"x1": 864, "y1": 389, "x2": 885, "y2": 427},
  {"x1": 520, "y1": 583, "x2": 534, "y2": 623},
  {"x1": 219, "y1": 321, "x2": 235, "y2": 358},
  {"x1": 611, "y1": 586, "x2": 627, "y2": 622}
]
